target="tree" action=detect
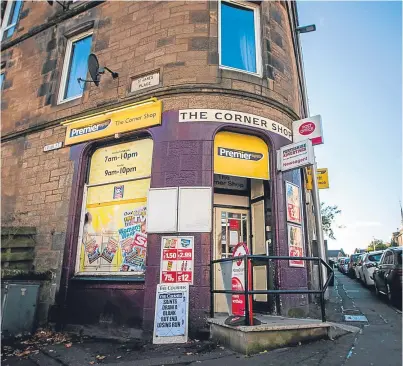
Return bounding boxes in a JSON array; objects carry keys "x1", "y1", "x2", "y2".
[
  {"x1": 368, "y1": 239, "x2": 388, "y2": 251},
  {"x1": 321, "y1": 203, "x2": 341, "y2": 240}
]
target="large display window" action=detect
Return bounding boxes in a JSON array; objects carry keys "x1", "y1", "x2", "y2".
[{"x1": 75, "y1": 139, "x2": 153, "y2": 276}]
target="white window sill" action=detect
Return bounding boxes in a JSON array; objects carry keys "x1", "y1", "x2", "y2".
[
  {"x1": 219, "y1": 65, "x2": 263, "y2": 78},
  {"x1": 57, "y1": 94, "x2": 82, "y2": 105}
]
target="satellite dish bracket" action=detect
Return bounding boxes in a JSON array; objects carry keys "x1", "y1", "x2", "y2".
[{"x1": 99, "y1": 67, "x2": 119, "y2": 79}]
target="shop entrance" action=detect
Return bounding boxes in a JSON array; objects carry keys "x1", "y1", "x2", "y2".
[
  {"x1": 213, "y1": 204, "x2": 250, "y2": 313},
  {"x1": 212, "y1": 131, "x2": 274, "y2": 316}
]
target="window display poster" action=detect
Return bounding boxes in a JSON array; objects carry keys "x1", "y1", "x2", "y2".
[
  {"x1": 287, "y1": 223, "x2": 305, "y2": 267},
  {"x1": 80, "y1": 201, "x2": 148, "y2": 274},
  {"x1": 160, "y1": 236, "x2": 194, "y2": 284},
  {"x1": 153, "y1": 283, "x2": 189, "y2": 344},
  {"x1": 285, "y1": 181, "x2": 301, "y2": 224}
]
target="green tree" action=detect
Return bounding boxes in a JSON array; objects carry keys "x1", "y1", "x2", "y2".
[
  {"x1": 368, "y1": 239, "x2": 388, "y2": 251},
  {"x1": 321, "y1": 203, "x2": 341, "y2": 240}
]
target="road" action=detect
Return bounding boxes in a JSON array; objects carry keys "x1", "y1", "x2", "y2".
[{"x1": 2, "y1": 271, "x2": 401, "y2": 366}]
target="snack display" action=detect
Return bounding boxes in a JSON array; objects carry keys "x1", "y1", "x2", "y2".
[
  {"x1": 84, "y1": 237, "x2": 101, "y2": 264},
  {"x1": 101, "y1": 237, "x2": 118, "y2": 263}
]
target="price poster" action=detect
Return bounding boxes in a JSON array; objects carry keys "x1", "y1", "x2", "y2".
[
  {"x1": 153, "y1": 283, "x2": 189, "y2": 344},
  {"x1": 160, "y1": 236, "x2": 194, "y2": 284}
]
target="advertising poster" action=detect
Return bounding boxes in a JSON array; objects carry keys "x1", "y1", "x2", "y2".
[
  {"x1": 285, "y1": 181, "x2": 301, "y2": 224},
  {"x1": 287, "y1": 224, "x2": 305, "y2": 267},
  {"x1": 160, "y1": 237, "x2": 194, "y2": 284},
  {"x1": 231, "y1": 242, "x2": 250, "y2": 316},
  {"x1": 153, "y1": 283, "x2": 189, "y2": 344},
  {"x1": 79, "y1": 202, "x2": 148, "y2": 274}
]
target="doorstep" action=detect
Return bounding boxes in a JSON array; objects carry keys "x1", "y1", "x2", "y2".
[{"x1": 207, "y1": 314, "x2": 359, "y2": 355}]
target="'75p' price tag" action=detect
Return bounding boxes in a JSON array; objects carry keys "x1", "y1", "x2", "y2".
[{"x1": 162, "y1": 271, "x2": 177, "y2": 283}]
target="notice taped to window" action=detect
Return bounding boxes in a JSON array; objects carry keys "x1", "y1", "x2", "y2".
[{"x1": 153, "y1": 284, "x2": 189, "y2": 344}]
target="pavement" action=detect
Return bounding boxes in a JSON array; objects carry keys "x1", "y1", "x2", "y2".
[{"x1": 2, "y1": 271, "x2": 401, "y2": 366}]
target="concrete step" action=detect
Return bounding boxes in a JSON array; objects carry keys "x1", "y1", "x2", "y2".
[{"x1": 207, "y1": 315, "x2": 360, "y2": 355}]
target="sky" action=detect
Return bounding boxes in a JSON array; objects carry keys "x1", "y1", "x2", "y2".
[{"x1": 297, "y1": 1, "x2": 402, "y2": 254}]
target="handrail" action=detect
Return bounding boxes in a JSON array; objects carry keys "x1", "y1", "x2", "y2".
[{"x1": 210, "y1": 255, "x2": 334, "y2": 324}]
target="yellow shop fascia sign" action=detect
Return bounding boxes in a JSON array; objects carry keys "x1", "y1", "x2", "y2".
[
  {"x1": 214, "y1": 131, "x2": 270, "y2": 180},
  {"x1": 62, "y1": 98, "x2": 162, "y2": 146}
]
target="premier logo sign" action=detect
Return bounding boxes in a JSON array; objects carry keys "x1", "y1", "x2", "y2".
[
  {"x1": 69, "y1": 120, "x2": 111, "y2": 138},
  {"x1": 217, "y1": 147, "x2": 263, "y2": 161}
]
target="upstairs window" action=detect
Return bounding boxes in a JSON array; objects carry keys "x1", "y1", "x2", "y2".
[
  {"x1": 1, "y1": 0, "x2": 22, "y2": 40},
  {"x1": 219, "y1": 0, "x2": 261, "y2": 76},
  {"x1": 58, "y1": 31, "x2": 93, "y2": 104}
]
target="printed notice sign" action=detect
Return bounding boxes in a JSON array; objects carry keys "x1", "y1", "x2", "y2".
[
  {"x1": 153, "y1": 283, "x2": 189, "y2": 344},
  {"x1": 160, "y1": 236, "x2": 194, "y2": 284}
]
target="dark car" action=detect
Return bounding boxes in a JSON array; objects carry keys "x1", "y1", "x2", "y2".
[
  {"x1": 348, "y1": 254, "x2": 361, "y2": 278},
  {"x1": 373, "y1": 247, "x2": 402, "y2": 306}
]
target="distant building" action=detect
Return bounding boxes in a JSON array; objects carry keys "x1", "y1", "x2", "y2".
[
  {"x1": 327, "y1": 249, "x2": 346, "y2": 262},
  {"x1": 391, "y1": 231, "x2": 403, "y2": 247},
  {"x1": 354, "y1": 248, "x2": 367, "y2": 254}
]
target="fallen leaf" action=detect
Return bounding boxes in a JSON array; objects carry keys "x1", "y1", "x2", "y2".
[
  {"x1": 186, "y1": 352, "x2": 193, "y2": 355},
  {"x1": 89, "y1": 362, "x2": 95, "y2": 365},
  {"x1": 96, "y1": 355, "x2": 106, "y2": 360},
  {"x1": 259, "y1": 350, "x2": 268, "y2": 354},
  {"x1": 15, "y1": 350, "x2": 31, "y2": 357},
  {"x1": 116, "y1": 356, "x2": 122, "y2": 359},
  {"x1": 65, "y1": 343, "x2": 72, "y2": 348}
]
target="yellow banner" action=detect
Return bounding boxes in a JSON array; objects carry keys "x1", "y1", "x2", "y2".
[
  {"x1": 214, "y1": 131, "x2": 269, "y2": 180},
  {"x1": 87, "y1": 179, "x2": 151, "y2": 205},
  {"x1": 63, "y1": 99, "x2": 162, "y2": 146},
  {"x1": 88, "y1": 139, "x2": 153, "y2": 185},
  {"x1": 306, "y1": 167, "x2": 329, "y2": 189}
]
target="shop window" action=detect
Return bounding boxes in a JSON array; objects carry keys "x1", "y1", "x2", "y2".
[
  {"x1": 1, "y1": 0, "x2": 22, "y2": 40},
  {"x1": 76, "y1": 139, "x2": 153, "y2": 277},
  {"x1": 58, "y1": 30, "x2": 92, "y2": 104},
  {"x1": 219, "y1": 0, "x2": 262, "y2": 75},
  {"x1": 0, "y1": 73, "x2": 4, "y2": 90}
]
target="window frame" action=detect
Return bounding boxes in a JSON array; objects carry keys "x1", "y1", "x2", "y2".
[
  {"x1": 1, "y1": 0, "x2": 22, "y2": 41},
  {"x1": 218, "y1": 0, "x2": 262, "y2": 77},
  {"x1": 57, "y1": 29, "x2": 93, "y2": 105},
  {"x1": 74, "y1": 138, "x2": 153, "y2": 278}
]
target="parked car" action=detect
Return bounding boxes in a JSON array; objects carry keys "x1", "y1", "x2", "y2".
[
  {"x1": 348, "y1": 254, "x2": 362, "y2": 278},
  {"x1": 359, "y1": 250, "x2": 384, "y2": 286},
  {"x1": 354, "y1": 254, "x2": 366, "y2": 280},
  {"x1": 342, "y1": 258, "x2": 350, "y2": 274},
  {"x1": 373, "y1": 247, "x2": 402, "y2": 306}
]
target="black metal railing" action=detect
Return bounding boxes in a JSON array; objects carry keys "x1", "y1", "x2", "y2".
[{"x1": 210, "y1": 255, "x2": 334, "y2": 325}]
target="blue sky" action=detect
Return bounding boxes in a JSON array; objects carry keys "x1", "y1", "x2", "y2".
[{"x1": 297, "y1": 1, "x2": 402, "y2": 254}]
